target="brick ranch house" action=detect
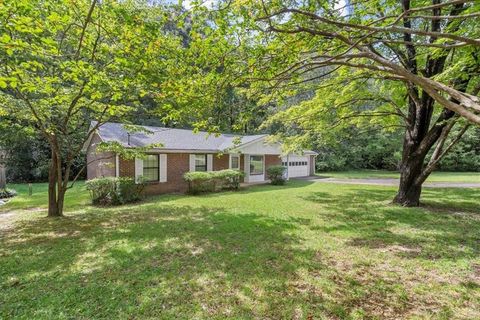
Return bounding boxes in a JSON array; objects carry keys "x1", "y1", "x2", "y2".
[{"x1": 85, "y1": 122, "x2": 317, "y2": 195}]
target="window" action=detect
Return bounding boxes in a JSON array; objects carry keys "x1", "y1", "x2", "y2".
[
  {"x1": 231, "y1": 155, "x2": 240, "y2": 170},
  {"x1": 195, "y1": 154, "x2": 207, "y2": 171},
  {"x1": 143, "y1": 154, "x2": 159, "y2": 181},
  {"x1": 250, "y1": 155, "x2": 264, "y2": 175}
]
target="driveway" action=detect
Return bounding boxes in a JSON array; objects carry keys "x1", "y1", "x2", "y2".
[{"x1": 295, "y1": 176, "x2": 480, "y2": 188}]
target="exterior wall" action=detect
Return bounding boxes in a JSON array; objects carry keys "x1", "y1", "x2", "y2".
[
  {"x1": 119, "y1": 157, "x2": 135, "y2": 178},
  {"x1": 213, "y1": 154, "x2": 229, "y2": 171},
  {"x1": 94, "y1": 151, "x2": 287, "y2": 196},
  {"x1": 236, "y1": 138, "x2": 282, "y2": 155},
  {"x1": 86, "y1": 133, "x2": 115, "y2": 180},
  {"x1": 265, "y1": 154, "x2": 282, "y2": 169},
  {"x1": 144, "y1": 153, "x2": 190, "y2": 195},
  {"x1": 117, "y1": 153, "x2": 189, "y2": 194}
]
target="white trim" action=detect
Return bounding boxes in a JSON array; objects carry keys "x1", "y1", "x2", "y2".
[
  {"x1": 243, "y1": 154, "x2": 250, "y2": 183},
  {"x1": 286, "y1": 154, "x2": 289, "y2": 180},
  {"x1": 142, "y1": 148, "x2": 222, "y2": 153},
  {"x1": 159, "y1": 154, "x2": 167, "y2": 182},
  {"x1": 207, "y1": 154, "x2": 213, "y2": 171},
  {"x1": 232, "y1": 135, "x2": 268, "y2": 149},
  {"x1": 248, "y1": 154, "x2": 265, "y2": 183},
  {"x1": 229, "y1": 154, "x2": 240, "y2": 170},
  {"x1": 115, "y1": 154, "x2": 120, "y2": 177},
  {"x1": 134, "y1": 157, "x2": 143, "y2": 183},
  {"x1": 189, "y1": 154, "x2": 196, "y2": 172}
]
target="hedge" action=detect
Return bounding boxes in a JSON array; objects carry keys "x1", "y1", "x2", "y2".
[
  {"x1": 183, "y1": 169, "x2": 244, "y2": 194},
  {"x1": 85, "y1": 177, "x2": 145, "y2": 206}
]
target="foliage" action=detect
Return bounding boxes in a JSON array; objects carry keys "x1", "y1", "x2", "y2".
[
  {"x1": 0, "y1": 118, "x2": 87, "y2": 182},
  {"x1": 437, "y1": 127, "x2": 480, "y2": 172},
  {"x1": 194, "y1": 0, "x2": 480, "y2": 205},
  {"x1": 0, "y1": 188, "x2": 16, "y2": 199},
  {"x1": 312, "y1": 126, "x2": 480, "y2": 172},
  {"x1": 85, "y1": 177, "x2": 144, "y2": 206},
  {"x1": 0, "y1": 0, "x2": 185, "y2": 216},
  {"x1": 266, "y1": 165, "x2": 287, "y2": 185},
  {"x1": 183, "y1": 169, "x2": 244, "y2": 194}
]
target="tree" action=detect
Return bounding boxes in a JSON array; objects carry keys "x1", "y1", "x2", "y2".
[
  {"x1": 0, "y1": 149, "x2": 6, "y2": 190},
  {"x1": 0, "y1": 0, "x2": 178, "y2": 216},
  {"x1": 213, "y1": 0, "x2": 480, "y2": 206}
]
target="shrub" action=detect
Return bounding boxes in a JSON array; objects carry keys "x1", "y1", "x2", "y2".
[
  {"x1": 85, "y1": 177, "x2": 145, "y2": 206},
  {"x1": 115, "y1": 177, "x2": 145, "y2": 204},
  {"x1": 183, "y1": 171, "x2": 216, "y2": 194},
  {"x1": 215, "y1": 169, "x2": 245, "y2": 190},
  {"x1": 266, "y1": 165, "x2": 287, "y2": 185},
  {"x1": 183, "y1": 169, "x2": 244, "y2": 194},
  {"x1": 85, "y1": 177, "x2": 116, "y2": 205},
  {"x1": 0, "y1": 188, "x2": 17, "y2": 199}
]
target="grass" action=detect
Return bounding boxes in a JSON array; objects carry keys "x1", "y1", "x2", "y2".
[
  {"x1": 1, "y1": 176, "x2": 479, "y2": 319},
  {"x1": 318, "y1": 169, "x2": 480, "y2": 182},
  {"x1": 4, "y1": 181, "x2": 90, "y2": 211}
]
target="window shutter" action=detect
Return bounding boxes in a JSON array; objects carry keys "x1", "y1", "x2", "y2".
[
  {"x1": 189, "y1": 154, "x2": 195, "y2": 172},
  {"x1": 207, "y1": 154, "x2": 213, "y2": 171},
  {"x1": 134, "y1": 157, "x2": 143, "y2": 183},
  {"x1": 159, "y1": 154, "x2": 167, "y2": 182}
]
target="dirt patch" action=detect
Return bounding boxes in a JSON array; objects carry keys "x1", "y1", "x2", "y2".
[{"x1": 0, "y1": 211, "x2": 16, "y2": 233}]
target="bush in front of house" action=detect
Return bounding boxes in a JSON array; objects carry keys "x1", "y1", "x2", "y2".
[
  {"x1": 85, "y1": 177, "x2": 145, "y2": 206},
  {"x1": 183, "y1": 169, "x2": 244, "y2": 194},
  {"x1": 214, "y1": 169, "x2": 245, "y2": 190},
  {"x1": 0, "y1": 188, "x2": 17, "y2": 199},
  {"x1": 266, "y1": 165, "x2": 287, "y2": 185}
]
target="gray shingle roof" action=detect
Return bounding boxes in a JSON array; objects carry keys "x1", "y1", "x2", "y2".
[{"x1": 95, "y1": 122, "x2": 267, "y2": 151}]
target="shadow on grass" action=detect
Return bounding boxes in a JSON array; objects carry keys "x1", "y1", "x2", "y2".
[
  {"x1": 0, "y1": 203, "x2": 328, "y2": 318},
  {"x1": 303, "y1": 187, "x2": 480, "y2": 261}
]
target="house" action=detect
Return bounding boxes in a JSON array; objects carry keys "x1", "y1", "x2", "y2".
[{"x1": 85, "y1": 122, "x2": 317, "y2": 194}]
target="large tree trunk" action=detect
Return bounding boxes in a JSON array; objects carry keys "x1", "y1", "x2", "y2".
[{"x1": 393, "y1": 156, "x2": 424, "y2": 206}]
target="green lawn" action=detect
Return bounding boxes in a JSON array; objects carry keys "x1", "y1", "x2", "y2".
[
  {"x1": 1, "y1": 178, "x2": 479, "y2": 319},
  {"x1": 319, "y1": 170, "x2": 480, "y2": 182}
]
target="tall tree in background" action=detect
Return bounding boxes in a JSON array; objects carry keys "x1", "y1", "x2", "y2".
[
  {"x1": 218, "y1": 0, "x2": 480, "y2": 206},
  {"x1": 0, "y1": 0, "x2": 180, "y2": 216}
]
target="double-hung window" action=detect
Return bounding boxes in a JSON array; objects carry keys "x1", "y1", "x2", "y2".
[
  {"x1": 143, "y1": 154, "x2": 159, "y2": 182},
  {"x1": 195, "y1": 154, "x2": 207, "y2": 172},
  {"x1": 231, "y1": 155, "x2": 240, "y2": 170},
  {"x1": 250, "y1": 155, "x2": 264, "y2": 175}
]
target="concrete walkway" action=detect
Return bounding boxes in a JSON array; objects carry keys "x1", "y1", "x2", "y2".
[{"x1": 295, "y1": 176, "x2": 480, "y2": 188}]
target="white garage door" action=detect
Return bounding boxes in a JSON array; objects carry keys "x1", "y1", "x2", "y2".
[{"x1": 282, "y1": 156, "x2": 309, "y2": 178}]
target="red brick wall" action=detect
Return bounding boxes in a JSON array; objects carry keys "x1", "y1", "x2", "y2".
[
  {"x1": 86, "y1": 133, "x2": 115, "y2": 180},
  {"x1": 117, "y1": 152, "x2": 283, "y2": 195},
  {"x1": 213, "y1": 154, "x2": 229, "y2": 171},
  {"x1": 118, "y1": 153, "x2": 190, "y2": 195},
  {"x1": 119, "y1": 157, "x2": 135, "y2": 178},
  {"x1": 265, "y1": 154, "x2": 282, "y2": 169},
  {"x1": 144, "y1": 153, "x2": 190, "y2": 194}
]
